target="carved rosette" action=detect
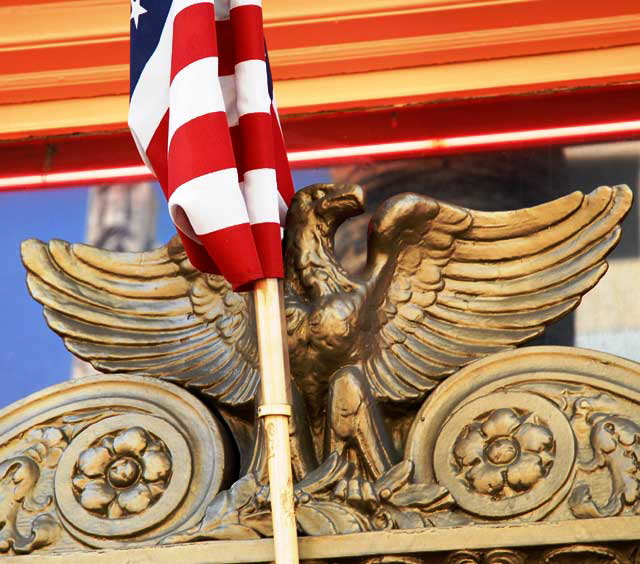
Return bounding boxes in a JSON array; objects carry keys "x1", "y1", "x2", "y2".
[
  {"x1": 432, "y1": 392, "x2": 575, "y2": 519},
  {"x1": 452, "y1": 407, "x2": 555, "y2": 498},
  {"x1": 405, "y1": 346, "x2": 640, "y2": 526},
  {"x1": 55, "y1": 414, "x2": 193, "y2": 542},
  {"x1": 72, "y1": 426, "x2": 172, "y2": 518}
]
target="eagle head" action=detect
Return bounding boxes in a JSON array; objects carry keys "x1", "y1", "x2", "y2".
[
  {"x1": 284, "y1": 183, "x2": 365, "y2": 300},
  {"x1": 286, "y1": 183, "x2": 364, "y2": 237}
]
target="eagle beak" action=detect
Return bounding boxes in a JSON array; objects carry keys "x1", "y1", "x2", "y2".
[{"x1": 319, "y1": 184, "x2": 365, "y2": 220}]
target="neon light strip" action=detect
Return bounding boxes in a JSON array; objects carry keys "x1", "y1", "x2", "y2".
[
  {"x1": 288, "y1": 140, "x2": 439, "y2": 162},
  {"x1": 1, "y1": 120, "x2": 639, "y2": 190},
  {"x1": 0, "y1": 165, "x2": 151, "y2": 189},
  {"x1": 441, "y1": 120, "x2": 640, "y2": 148},
  {"x1": 287, "y1": 120, "x2": 640, "y2": 162}
]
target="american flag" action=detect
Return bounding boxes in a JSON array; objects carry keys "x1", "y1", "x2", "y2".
[{"x1": 129, "y1": 0, "x2": 294, "y2": 291}]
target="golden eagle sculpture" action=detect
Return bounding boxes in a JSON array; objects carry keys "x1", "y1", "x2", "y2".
[{"x1": 21, "y1": 183, "x2": 632, "y2": 494}]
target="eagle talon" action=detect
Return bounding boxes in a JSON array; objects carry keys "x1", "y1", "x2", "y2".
[
  {"x1": 332, "y1": 479, "x2": 348, "y2": 502},
  {"x1": 255, "y1": 485, "x2": 270, "y2": 507},
  {"x1": 332, "y1": 477, "x2": 379, "y2": 510}
]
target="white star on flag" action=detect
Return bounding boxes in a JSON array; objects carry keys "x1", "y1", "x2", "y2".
[{"x1": 130, "y1": 0, "x2": 147, "y2": 29}]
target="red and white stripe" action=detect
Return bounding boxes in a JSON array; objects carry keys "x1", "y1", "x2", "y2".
[{"x1": 129, "y1": 0, "x2": 294, "y2": 290}]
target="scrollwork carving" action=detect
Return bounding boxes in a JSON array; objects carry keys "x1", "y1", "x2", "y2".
[
  {"x1": 446, "y1": 549, "x2": 525, "y2": 564},
  {"x1": 166, "y1": 455, "x2": 452, "y2": 542},
  {"x1": 0, "y1": 423, "x2": 71, "y2": 554},
  {"x1": 570, "y1": 412, "x2": 640, "y2": 518},
  {"x1": 542, "y1": 544, "x2": 631, "y2": 563},
  {"x1": 0, "y1": 456, "x2": 59, "y2": 554},
  {"x1": 0, "y1": 375, "x2": 231, "y2": 553}
]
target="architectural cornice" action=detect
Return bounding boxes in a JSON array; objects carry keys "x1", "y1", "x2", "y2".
[
  {"x1": 1, "y1": 0, "x2": 639, "y2": 139},
  {"x1": 2, "y1": 44, "x2": 640, "y2": 140},
  {"x1": 2, "y1": 1, "x2": 640, "y2": 102},
  {"x1": 269, "y1": 13, "x2": 640, "y2": 78},
  {"x1": 264, "y1": 0, "x2": 538, "y2": 25}
]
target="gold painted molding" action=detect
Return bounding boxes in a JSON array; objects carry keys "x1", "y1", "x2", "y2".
[
  {"x1": 0, "y1": 0, "x2": 124, "y2": 48},
  {"x1": 3, "y1": 44, "x2": 637, "y2": 139},
  {"x1": 0, "y1": 95, "x2": 128, "y2": 139},
  {"x1": 275, "y1": 44, "x2": 640, "y2": 109}
]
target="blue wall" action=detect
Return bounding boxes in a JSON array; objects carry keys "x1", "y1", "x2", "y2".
[{"x1": 0, "y1": 187, "x2": 89, "y2": 406}]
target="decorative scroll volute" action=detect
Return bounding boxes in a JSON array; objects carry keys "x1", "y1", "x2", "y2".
[
  {"x1": 407, "y1": 347, "x2": 640, "y2": 522},
  {"x1": 0, "y1": 375, "x2": 231, "y2": 552}
]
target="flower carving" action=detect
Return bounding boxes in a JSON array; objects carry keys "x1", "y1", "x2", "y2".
[
  {"x1": 453, "y1": 408, "x2": 554, "y2": 497},
  {"x1": 72, "y1": 427, "x2": 172, "y2": 518}
]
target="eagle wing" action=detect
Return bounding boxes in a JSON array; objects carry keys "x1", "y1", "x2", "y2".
[
  {"x1": 21, "y1": 236, "x2": 259, "y2": 406},
  {"x1": 363, "y1": 185, "x2": 632, "y2": 403}
]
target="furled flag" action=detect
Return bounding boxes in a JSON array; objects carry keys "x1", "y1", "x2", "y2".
[{"x1": 129, "y1": 0, "x2": 294, "y2": 291}]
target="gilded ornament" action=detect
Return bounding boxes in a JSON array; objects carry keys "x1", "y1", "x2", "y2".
[
  {"x1": 542, "y1": 544, "x2": 632, "y2": 563},
  {"x1": 432, "y1": 392, "x2": 574, "y2": 518},
  {"x1": 0, "y1": 456, "x2": 59, "y2": 554},
  {"x1": 570, "y1": 412, "x2": 640, "y2": 518},
  {"x1": 0, "y1": 375, "x2": 230, "y2": 552},
  {"x1": 55, "y1": 414, "x2": 191, "y2": 539},
  {"x1": 20, "y1": 184, "x2": 631, "y2": 487},
  {"x1": 72, "y1": 426, "x2": 171, "y2": 519},
  {"x1": 453, "y1": 407, "x2": 555, "y2": 496},
  {"x1": 2, "y1": 182, "x2": 639, "y2": 559}
]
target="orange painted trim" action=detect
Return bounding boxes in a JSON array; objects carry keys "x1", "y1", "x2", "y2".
[
  {"x1": 270, "y1": 15, "x2": 640, "y2": 80},
  {"x1": 281, "y1": 73, "x2": 640, "y2": 116},
  {"x1": 266, "y1": 1, "x2": 640, "y2": 49},
  {"x1": 0, "y1": 95, "x2": 129, "y2": 141},
  {"x1": 3, "y1": 0, "x2": 640, "y2": 106},
  {"x1": 0, "y1": 65, "x2": 128, "y2": 106},
  {"x1": 3, "y1": 43, "x2": 640, "y2": 142}
]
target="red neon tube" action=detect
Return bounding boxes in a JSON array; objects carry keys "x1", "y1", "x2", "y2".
[{"x1": 1, "y1": 120, "x2": 639, "y2": 191}]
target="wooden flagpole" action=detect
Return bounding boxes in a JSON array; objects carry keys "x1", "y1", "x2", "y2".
[{"x1": 253, "y1": 278, "x2": 299, "y2": 564}]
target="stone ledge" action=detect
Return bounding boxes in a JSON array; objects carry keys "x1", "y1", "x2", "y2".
[{"x1": 6, "y1": 516, "x2": 640, "y2": 563}]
